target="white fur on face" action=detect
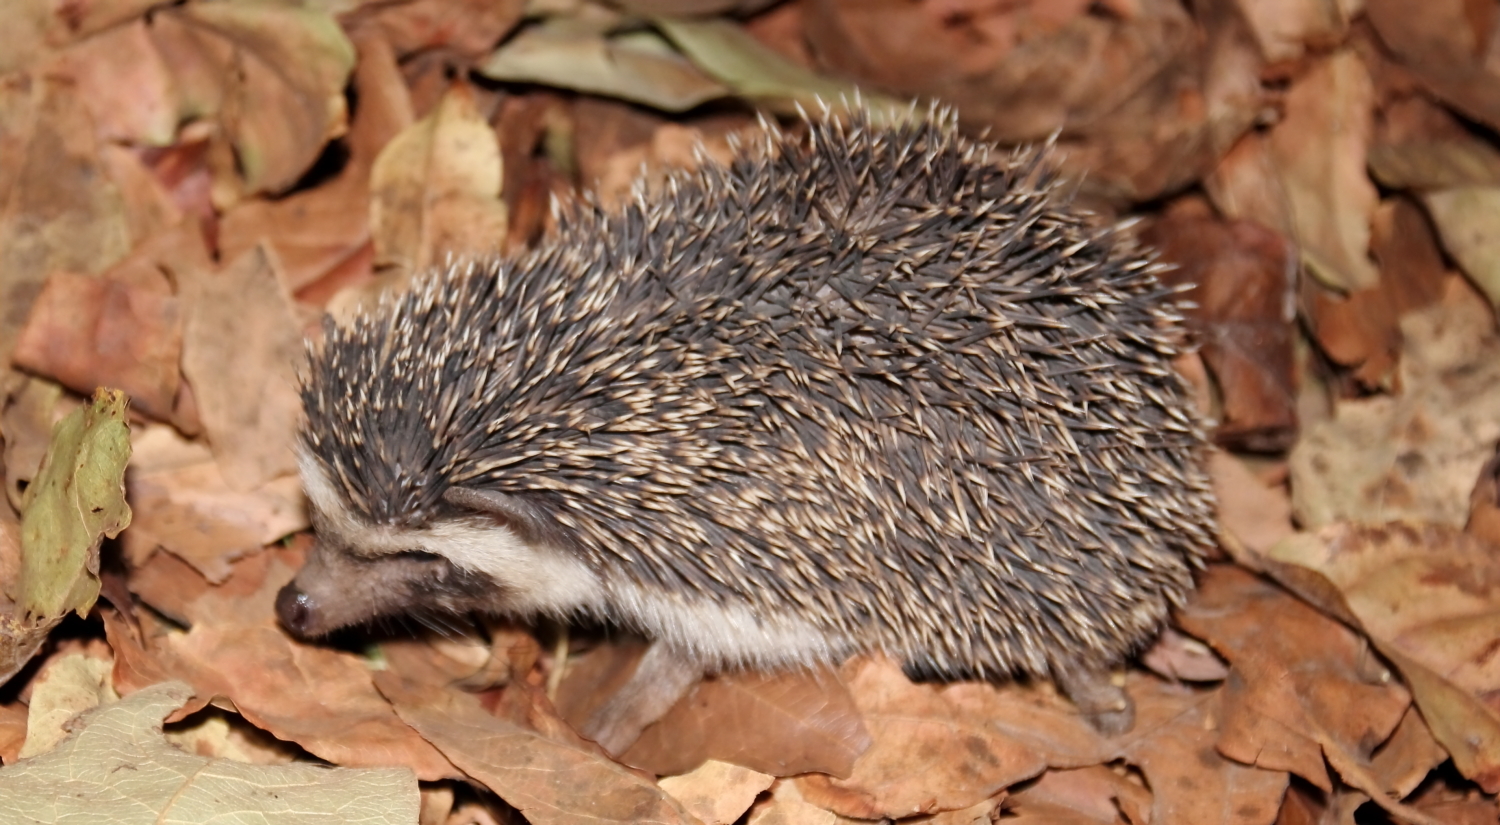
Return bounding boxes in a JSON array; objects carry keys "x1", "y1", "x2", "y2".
[{"x1": 297, "y1": 449, "x2": 844, "y2": 670}]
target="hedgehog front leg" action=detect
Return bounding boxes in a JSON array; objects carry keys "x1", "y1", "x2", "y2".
[
  {"x1": 1055, "y1": 666, "x2": 1134, "y2": 735},
  {"x1": 580, "y1": 642, "x2": 704, "y2": 755}
]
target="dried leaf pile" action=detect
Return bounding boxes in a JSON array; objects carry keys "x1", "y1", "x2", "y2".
[{"x1": 0, "y1": 0, "x2": 1498, "y2": 823}]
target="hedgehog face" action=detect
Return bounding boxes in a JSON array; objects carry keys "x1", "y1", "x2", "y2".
[
  {"x1": 277, "y1": 448, "x2": 607, "y2": 639},
  {"x1": 276, "y1": 533, "x2": 499, "y2": 640}
]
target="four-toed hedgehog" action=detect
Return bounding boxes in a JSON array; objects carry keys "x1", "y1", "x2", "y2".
[{"x1": 276, "y1": 106, "x2": 1216, "y2": 752}]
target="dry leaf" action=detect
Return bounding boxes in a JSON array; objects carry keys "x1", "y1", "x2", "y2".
[
  {"x1": 0, "y1": 77, "x2": 132, "y2": 371},
  {"x1": 369, "y1": 82, "x2": 507, "y2": 279},
  {"x1": 0, "y1": 681, "x2": 421, "y2": 824},
  {"x1": 1272, "y1": 523, "x2": 1500, "y2": 793},
  {"x1": 124, "y1": 423, "x2": 307, "y2": 583},
  {"x1": 123, "y1": 544, "x2": 459, "y2": 780},
  {"x1": 659, "y1": 759, "x2": 775, "y2": 825},
  {"x1": 796, "y1": 657, "x2": 1081, "y2": 819},
  {"x1": 1176, "y1": 565, "x2": 1410, "y2": 791},
  {"x1": 1268, "y1": 49, "x2": 1379, "y2": 291},
  {"x1": 1290, "y1": 282, "x2": 1500, "y2": 528},
  {"x1": 376, "y1": 670, "x2": 699, "y2": 825},
  {"x1": 1145, "y1": 214, "x2": 1298, "y2": 451},
  {"x1": 12, "y1": 271, "x2": 182, "y2": 422},
  {"x1": 624, "y1": 665, "x2": 871, "y2": 779},
  {"x1": 179, "y1": 244, "x2": 303, "y2": 491},
  {"x1": 149, "y1": 3, "x2": 356, "y2": 197}
]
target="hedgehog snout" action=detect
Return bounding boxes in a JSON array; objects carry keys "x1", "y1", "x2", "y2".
[{"x1": 275, "y1": 582, "x2": 322, "y2": 640}]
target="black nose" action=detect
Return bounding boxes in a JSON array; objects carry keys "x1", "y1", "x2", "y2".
[{"x1": 275, "y1": 582, "x2": 318, "y2": 639}]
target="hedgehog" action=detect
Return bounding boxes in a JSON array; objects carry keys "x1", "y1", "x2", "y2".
[{"x1": 276, "y1": 105, "x2": 1216, "y2": 753}]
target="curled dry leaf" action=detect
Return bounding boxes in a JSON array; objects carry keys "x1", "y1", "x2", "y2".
[
  {"x1": 1268, "y1": 49, "x2": 1380, "y2": 292},
  {"x1": 1271, "y1": 522, "x2": 1500, "y2": 793},
  {"x1": 0, "y1": 681, "x2": 421, "y2": 825},
  {"x1": 18, "y1": 388, "x2": 132, "y2": 621},
  {"x1": 1176, "y1": 565, "x2": 1410, "y2": 792},
  {"x1": 148, "y1": 3, "x2": 356, "y2": 196},
  {"x1": 369, "y1": 82, "x2": 507, "y2": 280}
]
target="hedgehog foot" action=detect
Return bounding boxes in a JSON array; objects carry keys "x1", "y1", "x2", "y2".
[
  {"x1": 1056, "y1": 667, "x2": 1135, "y2": 736},
  {"x1": 581, "y1": 642, "x2": 703, "y2": 756}
]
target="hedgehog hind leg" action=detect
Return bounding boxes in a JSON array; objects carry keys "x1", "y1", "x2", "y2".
[
  {"x1": 580, "y1": 642, "x2": 704, "y2": 756},
  {"x1": 1055, "y1": 666, "x2": 1135, "y2": 736}
]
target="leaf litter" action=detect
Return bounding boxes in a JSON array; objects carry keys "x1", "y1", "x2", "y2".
[{"x1": 1, "y1": 0, "x2": 1500, "y2": 823}]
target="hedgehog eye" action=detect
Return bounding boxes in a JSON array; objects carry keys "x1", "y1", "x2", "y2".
[{"x1": 398, "y1": 549, "x2": 446, "y2": 564}]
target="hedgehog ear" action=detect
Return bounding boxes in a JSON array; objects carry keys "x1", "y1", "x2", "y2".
[
  {"x1": 443, "y1": 487, "x2": 527, "y2": 527},
  {"x1": 443, "y1": 486, "x2": 575, "y2": 551}
]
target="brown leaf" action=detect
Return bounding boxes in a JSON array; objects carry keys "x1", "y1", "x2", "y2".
[
  {"x1": 123, "y1": 423, "x2": 307, "y2": 583},
  {"x1": 126, "y1": 543, "x2": 459, "y2": 780},
  {"x1": 375, "y1": 670, "x2": 698, "y2": 825},
  {"x1": 1205, "y1": 130, "x2": 1295, "y2": 240},
  {"x1": 220, "y1": 25, "x2": 414, "y2": 297},
  {"x1": 179, "y1": 244, "x2": 303, "y2": 491},
  {"x1": 1140, "y1": 627, "x2": 1231, "y2": 683},
  {"x1": 351, "y1": 0, "x2": 525, "y2": 59},
  {"x1": 1306, "y1": 197, "x2": 1451, "y2": 391},
  {"x1": 795, "y1": 657, "x2": 1081, "y2": 819},
  {"x1": 1272, "y1": 523, "x2": 1500, "y2": 793},
  {"x1": 1210, "y1": 451, "x2": 1295, "y2": 558},
  {"x1": 1290, "y1": 281, "x2": 1500, "y2": 529},
  {"x1": 59, "y1": 19, "x2": 178, "y2": 146},
  {"x1": 625, "y1": 666, "x2": 872, "y2": 779},
  {"x1": 1366, "y1": 0, "x2": 1500, "y2": 134},
  {"x1": 1145, "y1": 214, "x2": 1297, "y2": 450},
  {"x1": 1371, "y1": 706, "x2": 1450, "y2": 801},
  {"x1": 369, "y1": 82, "x2": 507, "y2": 280},
  {"x1": 0, "y1": 76, "x2": 132, "y2": 372},
  {"x1": 11, "y1": 271, "x2": 180, "y2": 422},
  {"x1": 1175, "y1": 565, "x2": 1410, "y2": 791},
  {"x1": 1003, "y1": 765, "x2": 1149, "y2": 824},
  {"x1": 1267, "y1": 50, "x2": 1380, "y2": 291},
  {"x1": 658, "y1": 760, "x2": 775, "y2": 825},
  {"x1": 1114, "y1": 676, "x2": 1288, "y2": 825},
  {"x1": 148, "y1": 3, "x2": 356, "y2": 196},
  {"x1": 1235, "y1": 0, "x2": 1352, "y2": 64}
]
